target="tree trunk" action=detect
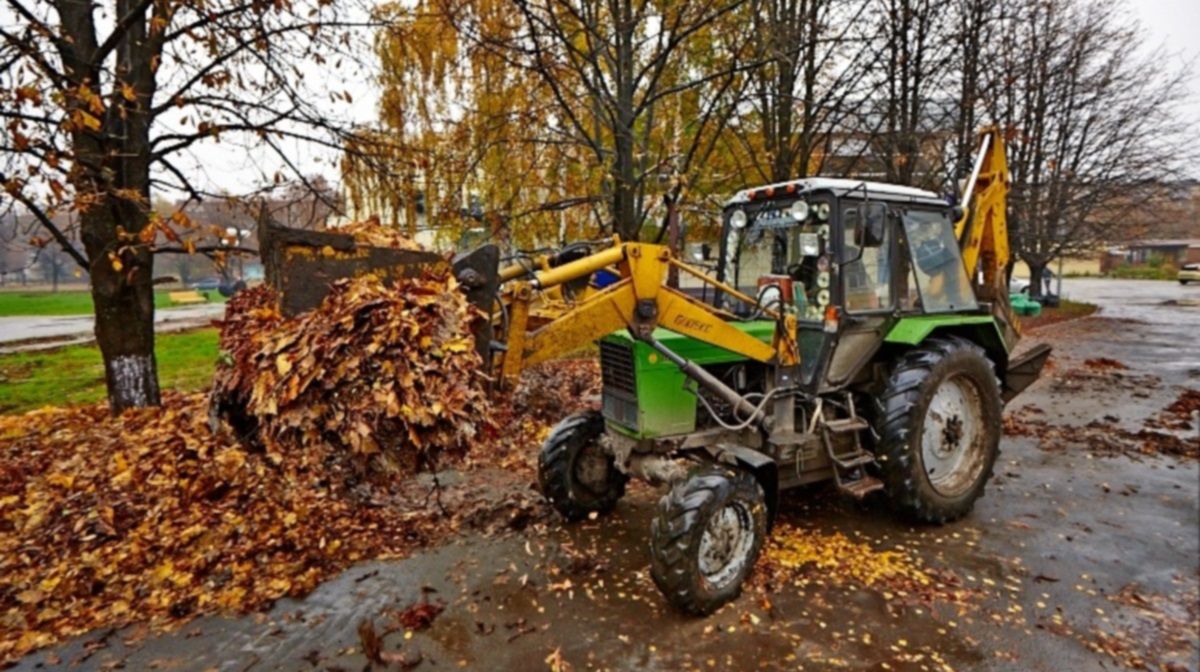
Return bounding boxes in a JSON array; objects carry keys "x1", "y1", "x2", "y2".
[
  {"x1": 86, "y1": 208, "x2": 161, "y2": 412},
  {"x1": 611, "y1": 0, "x2": 640, "y2": 242},
  {"x1": 1027, "y1": 260, "x2": 1046, "y2": 299}
]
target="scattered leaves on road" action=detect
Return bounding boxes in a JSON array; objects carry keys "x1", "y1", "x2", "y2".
[
  {"x1": 1004, "y1": 363, "x2": 1197, "y2": 460},
  {"x1": 755, "y1": 525, "x2": 976, "y2": 608}
]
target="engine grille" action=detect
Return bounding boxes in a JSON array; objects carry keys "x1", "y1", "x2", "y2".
[{"x1": 599, "y1": 340, "x2": 638, "y2": 429}]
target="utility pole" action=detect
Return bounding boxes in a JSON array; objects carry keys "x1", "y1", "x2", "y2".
[{"x1": 1056, "y1": 254, "x2": 1064, "y2": 298}]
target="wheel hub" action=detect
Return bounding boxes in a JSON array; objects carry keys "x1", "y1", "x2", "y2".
[
  {"x1": 698, "y1": 502, "x2": 755, "y2": 589},
  {"x1": 939, "y1": 416, "x2": 964, "y2": 455},
  {"x1": 921, "y1": 374, "x2": 986, "y2": 497},
  {"x1": 573, "y1": 444, "x2": 611, "y2": 494}
]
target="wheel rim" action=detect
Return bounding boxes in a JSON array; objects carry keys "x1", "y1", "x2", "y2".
[
  {"x1": 573, "y1": 442, "x2": 611, "y2": 495},
  {"x1": 920, "y1": 373, "x2": 986, "y2": 497},
  {"x1": 698, "y1": 501, "x2": 756, "y2": 589}
]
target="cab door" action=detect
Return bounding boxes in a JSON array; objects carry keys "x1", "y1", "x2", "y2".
[{"x1": 823, "y1": 200, "x2": 898, "y2": 389}]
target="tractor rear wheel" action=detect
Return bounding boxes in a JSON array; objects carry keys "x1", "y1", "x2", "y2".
[
  {"x1": 874, "y1": 336, "x2": 1002, "y2": 524},
  {"x1": 538, "y1": 410, "x2": 627, "y2": 521},
  {"x1": 649, "y1": 465, "x2": 767, "y2": 615}
]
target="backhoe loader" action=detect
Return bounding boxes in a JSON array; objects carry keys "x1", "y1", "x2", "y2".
[{"x1": 260, "y1": 128, "x2": 1050, "y2": 614}]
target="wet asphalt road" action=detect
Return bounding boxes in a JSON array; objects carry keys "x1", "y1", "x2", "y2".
[
  {"x1": 0, "y1": 303, "x2": 225, "y2": 353},
  {"x1": 14, "y1": 280, "x2": 1200, "y2": 671},
  {"x1": 1057, "y1": 277, "x2": 1200, "y2": 374}
]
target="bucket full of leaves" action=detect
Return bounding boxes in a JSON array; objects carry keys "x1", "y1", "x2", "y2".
[{"x1": 210, "y1": 268, "x2": 494, "y2": 476}]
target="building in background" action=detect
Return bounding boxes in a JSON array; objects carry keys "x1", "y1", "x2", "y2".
[{"x1": 1101, "y1": 239, "x2": 1200, "y2": 273}]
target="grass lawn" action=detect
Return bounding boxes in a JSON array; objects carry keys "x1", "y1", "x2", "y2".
[
  {"x1": 1020, "y1": 298, "x2": 1098, "y2": 331},
  {"x1": 0, "y1": 289, "x2": 227, "y2": 317},
  {"x1": 0, "y1": 328, "x2": 219, "y2": 414}
]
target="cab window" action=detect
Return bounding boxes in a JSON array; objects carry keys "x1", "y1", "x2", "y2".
[
  {"x1": 901, "y1": 210, "x2": 977, "y2": 312},
  {"x1": 727, "y1": 223, "x2": 779, "y2": 296},
  {"x1": 841, "y1": 205, "x2": 893, "y2": 312}
]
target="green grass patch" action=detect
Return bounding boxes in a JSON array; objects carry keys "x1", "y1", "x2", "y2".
[
  {"x1": 1105, "y1": 266, "x2": 1178, "y2": 280},
  {"x1": 0, "y1": 290, "x2": 227, "y2": 317},
  {"x1": 1020, "y1": 299, "x2": 1098, "y2": 331},
  {"x1": 0, "y1": 328, "x2": 219, "y2": 414}
]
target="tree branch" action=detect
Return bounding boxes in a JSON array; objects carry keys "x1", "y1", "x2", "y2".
[
  {"x1": 91, "y1": 0, "x2": 158, "y2": 66},
  {"x1": 1, "y1": 177, "x2": 89, "y2": 269}
]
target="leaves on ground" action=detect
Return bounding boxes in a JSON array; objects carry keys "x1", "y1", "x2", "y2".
[
  {"x1": 0, "y1": 264, "x2": 602, "y2": 662},
  {"x1": 1003, "y1": 362, "x2": 1198, "y2": 460},
  {"x1": 0, "y1": 392, "x2": 446, "y2": 661},
  {"x1": 1082, "y1": 357, "x2": 1128, "y2": 371},
  {"x1": 395, "y1": 599, "x2": 444, "y2": 631}
]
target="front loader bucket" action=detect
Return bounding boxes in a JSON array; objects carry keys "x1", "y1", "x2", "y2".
[
  {"x1": 259, "y1": 220, "x2": 449, "y2": 316},
  {"x1": 1002, "y1": 342, "x2": 1052, "y2": 403},
  {"x1": 258, "y1": 219, "x2": 500, "y2": 362}
]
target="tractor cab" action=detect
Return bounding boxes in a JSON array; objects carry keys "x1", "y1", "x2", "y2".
[{"x1": 716, "y1": 179, "x2": 977, "y2": 391}]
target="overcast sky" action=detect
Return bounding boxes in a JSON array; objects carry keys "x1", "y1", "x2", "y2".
[
  {"x1": 166, "y1": 0, "x2": 1200, "y2": 201},
  {"x1": 1132, "y1": 0, "x2": 1200, "y2": 122}
]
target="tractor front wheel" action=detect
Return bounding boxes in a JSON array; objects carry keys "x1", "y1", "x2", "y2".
[
  {"x1": 650, "y1": 466, "x2": 767, "y2": 615},
  {"x1": 875, "y1": 336, "x2": 1002, "y2": 524},
  {"x1": 538, "y1": 410, "x2": 627, "y2": 521}
]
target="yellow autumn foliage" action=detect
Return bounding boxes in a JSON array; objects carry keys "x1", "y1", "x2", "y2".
[{"x1": 765, "y1": 525, "x2": 932, "y2": 589}]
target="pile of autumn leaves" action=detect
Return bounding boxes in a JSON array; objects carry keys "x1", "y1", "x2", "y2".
[
  {"x1": 210, "y1": 270, "x2": 490, "y2": 473},
  {"x1": 0, "y1": 257, "x2": 503, "y2": 661}
]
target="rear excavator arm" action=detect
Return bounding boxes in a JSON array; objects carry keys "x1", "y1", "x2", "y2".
[
  {"x1": 955, "y1": 128, "x2": 1011, "y2": 289},
  {"x1": 953, "y1": 127, "x2": 1052, "y2": 400},
  {"x1": 955, "y1": 128, "x2": 1020, "y2": 349},
  {"x1": 494, "y1": 241, "x2": 800, "y2": 417}
]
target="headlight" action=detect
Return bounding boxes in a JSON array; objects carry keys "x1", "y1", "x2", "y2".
[
  {"x1": 789, "y1": 200, "x2": 810, "y2": 221},
  {"x1": 729, "y1": 209, "x2": 748, "y2": 229},
  {"x1": 815, "y1": 202, "x2": 831, "y2": 222}
]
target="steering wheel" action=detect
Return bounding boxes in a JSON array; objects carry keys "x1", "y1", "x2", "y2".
[{"x1": 787, "y1": 262, "x2": 817, "y2": 280}]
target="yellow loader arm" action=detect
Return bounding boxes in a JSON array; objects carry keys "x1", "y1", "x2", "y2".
[{"x1": 494, "y1": 241, "x2": 799, "y2": 388}]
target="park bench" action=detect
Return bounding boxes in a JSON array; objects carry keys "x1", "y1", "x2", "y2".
[{"x1": 168, "y1": 290, "x2": 208, "y2": 305}]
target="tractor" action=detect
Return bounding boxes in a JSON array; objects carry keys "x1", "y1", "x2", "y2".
[
  {"x1": 259, "y1": 129, "x2": 1050, "y2": 614},
  {"x1": 528, "y1": 129, "x2": 1049, "y2": 614}
]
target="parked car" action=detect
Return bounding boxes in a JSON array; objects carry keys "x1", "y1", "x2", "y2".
[
  {"x1": 218, "y1": 279, "x2": 247, "y2": 297},
  {"x1": 1179, "y1": 263, "x2": 1200, "y2": 285},
  {"x1": 189, "y1": 277, "x2": 223, "y2": 291}
]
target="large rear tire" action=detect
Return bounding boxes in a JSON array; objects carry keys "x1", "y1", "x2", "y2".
[
  {"x1": 538, "y1": 410, "x2": 627, "y2": 521},
  {"x1": 874, "y1": 336, "x2": 1002, "y2": 524},
  {"x1": 649, "y1": 465, "x2": 767, "y2": 615}
]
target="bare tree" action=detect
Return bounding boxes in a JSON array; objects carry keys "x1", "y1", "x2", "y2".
[
  {"x1": 1, "y1": 0, "x2": 374, "y2": 410},
  {"x1": 722, "y1": 0, "x2": 877, "y2": 185},
  {"x1": 864, "y1": 0, "x2": 957, "y2": 188},
  {"x1": 985, "y1": 0, "x2": 1193, "y2": 294},
  {"x1": 275, "y1": 175, "x2": 341, "y2": 230},
  {"x1": 946, "y1": 0, "x2": 998, "y2": 183}
]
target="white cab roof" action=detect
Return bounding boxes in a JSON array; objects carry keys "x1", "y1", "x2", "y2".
[{"x1": 725, "y1": 177, "x2": 942, "y2": 206}]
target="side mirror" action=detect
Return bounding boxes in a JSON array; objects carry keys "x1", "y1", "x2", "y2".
[
  {"x1": 700, "y1": 242, "x2": 712, "y2": 260},
  {"x1": 855, "y1": 202, "x2": 887, "y2": 248}
]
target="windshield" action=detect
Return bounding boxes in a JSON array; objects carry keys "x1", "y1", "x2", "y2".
[
  {"x1": 902, "y1": 210, "x2": 976, "y2": 312},
  {"x1": 725, "y1": 221, "x2": 779, "y2": 296},
  {"x1": 721, "y1": 202, "x2": 831, "y2": 321}
]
